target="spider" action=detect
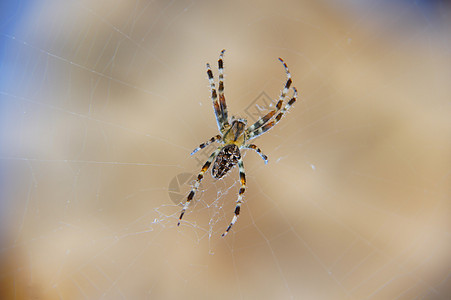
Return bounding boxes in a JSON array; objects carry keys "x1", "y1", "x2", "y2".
[{"x1": 178, "y1": 50, "x2": 297, "y2": 236}]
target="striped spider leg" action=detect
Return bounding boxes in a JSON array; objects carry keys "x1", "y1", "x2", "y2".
[
  {"x1": 222, "y1": 158, "x2": 245, "y2": 236},
  {"x1": 245, "y1": 58, "x2": 295, "y2": 139},
  {"x1": 178, "y1": 147, "x2": 222, "y2": 225},
  {"x1": 207, "y1": 49, "x2": 229, "y2": 132},
  {"x1": 246, "y1": 87, "x2": 297, "y2": 140},
  {"x1": 242, "y1": 144, "x2": 268, "y2": 164},
  {"x1": 217, "y1": 49, "x2": 228, "y2": 128}
]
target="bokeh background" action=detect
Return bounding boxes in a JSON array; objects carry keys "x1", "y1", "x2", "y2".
[{"x1": 1, "y1": 0, "x2": 450, "y2": 299}]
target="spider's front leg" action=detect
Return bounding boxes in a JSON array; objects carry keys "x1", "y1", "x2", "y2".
[
  {"x1": 207, "y1": 50, "x2": 230, "y2": 132},
  {"x1": 222, "y1": 158, "x2": 246, "y2": 237},
  {"x1": 217, "y1": 49, "x2": 229, "y2": 126},
  {"x1": 247, "y1": 87, "x2": 297, "y2": 140},
  {"x1": 178, "y1": 147, "x2": 222, "y2": 225},
  {"x1": 245, "y1": 57, "x2": 292, "y2": 134}
]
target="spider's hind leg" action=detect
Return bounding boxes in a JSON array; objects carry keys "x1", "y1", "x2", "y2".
[
  {"x1": 222, "y1": 158, "x2": 246, "y2": 237},
  {"x1": 178, "y1": 147, "x2": 222, "y2": 225}
]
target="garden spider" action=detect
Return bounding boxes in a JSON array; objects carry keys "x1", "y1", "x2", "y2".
[{"x1": 178, "y1": 50, "x2": 297, "y2": 236}]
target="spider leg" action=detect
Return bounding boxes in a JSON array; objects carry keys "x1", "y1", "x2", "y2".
[
  {"x1": 245, "y1": 57, "x2": 292, "y2": 134},
  {"x1": 190, "y1": 134, "x2": 222, "y2": 155},
  {"x1": 222, "y1": 158, "x2": 246, "y2": 237},
  {"x1": 247, "y1": 87, "x2": 297, "y2": 140},
  {"x1": 218, "y1": 49, "x2": 229, "y2": 126},
  {"x1": 178, "y1": 147, "x2": 222, "y2": 225},
  {"x1": 243, "y1": 144, "x2": 268, "y2": 164},
  {"x1": 207, "y1": 62, "x2": 224, "y2": 131}
]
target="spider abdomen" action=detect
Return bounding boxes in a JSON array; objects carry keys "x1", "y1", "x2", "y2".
[{"x1": 212, "y1": 144, "x2": 241, "y2": 179}]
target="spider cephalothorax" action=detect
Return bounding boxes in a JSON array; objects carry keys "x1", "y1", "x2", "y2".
[{"x1": 178, "y1": 50, "x2": 298, "y2": 236}]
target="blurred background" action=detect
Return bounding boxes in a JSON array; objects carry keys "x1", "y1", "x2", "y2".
[{"x1": 1, "y1": 0, "x2": 450, "y2": 299}]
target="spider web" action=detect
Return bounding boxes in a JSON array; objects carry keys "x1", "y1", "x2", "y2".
[{"x1": 1, "y1": 0, "x2": 451, "y2": 299}]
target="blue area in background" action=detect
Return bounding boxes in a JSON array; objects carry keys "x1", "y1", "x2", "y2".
[
  {"x1": 0, "y1": 0, "x2": 31, "y2": 110},
  {"x1": 0, "y1": 0, "x2": 32, "y2": 229},
  {"x1": 0, "y1": 0, "x2": 31, "y2": 91},
  {"x1": 0, "y1": 0, "x2": 31, "y2": 32},
  {"x1": 339, "y1": 0, "x2": 447, "y2": 25},
  {"x1": 411, "y1": 0, "x2": 448, "y2": 22},
  {"x1": 0, "y1": 0, "x2": 32, "y2": 73}
]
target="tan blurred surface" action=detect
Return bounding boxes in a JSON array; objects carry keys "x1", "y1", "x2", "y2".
[{"x1": 1, "y1": 0, "x2": 450, "y2": 299}]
